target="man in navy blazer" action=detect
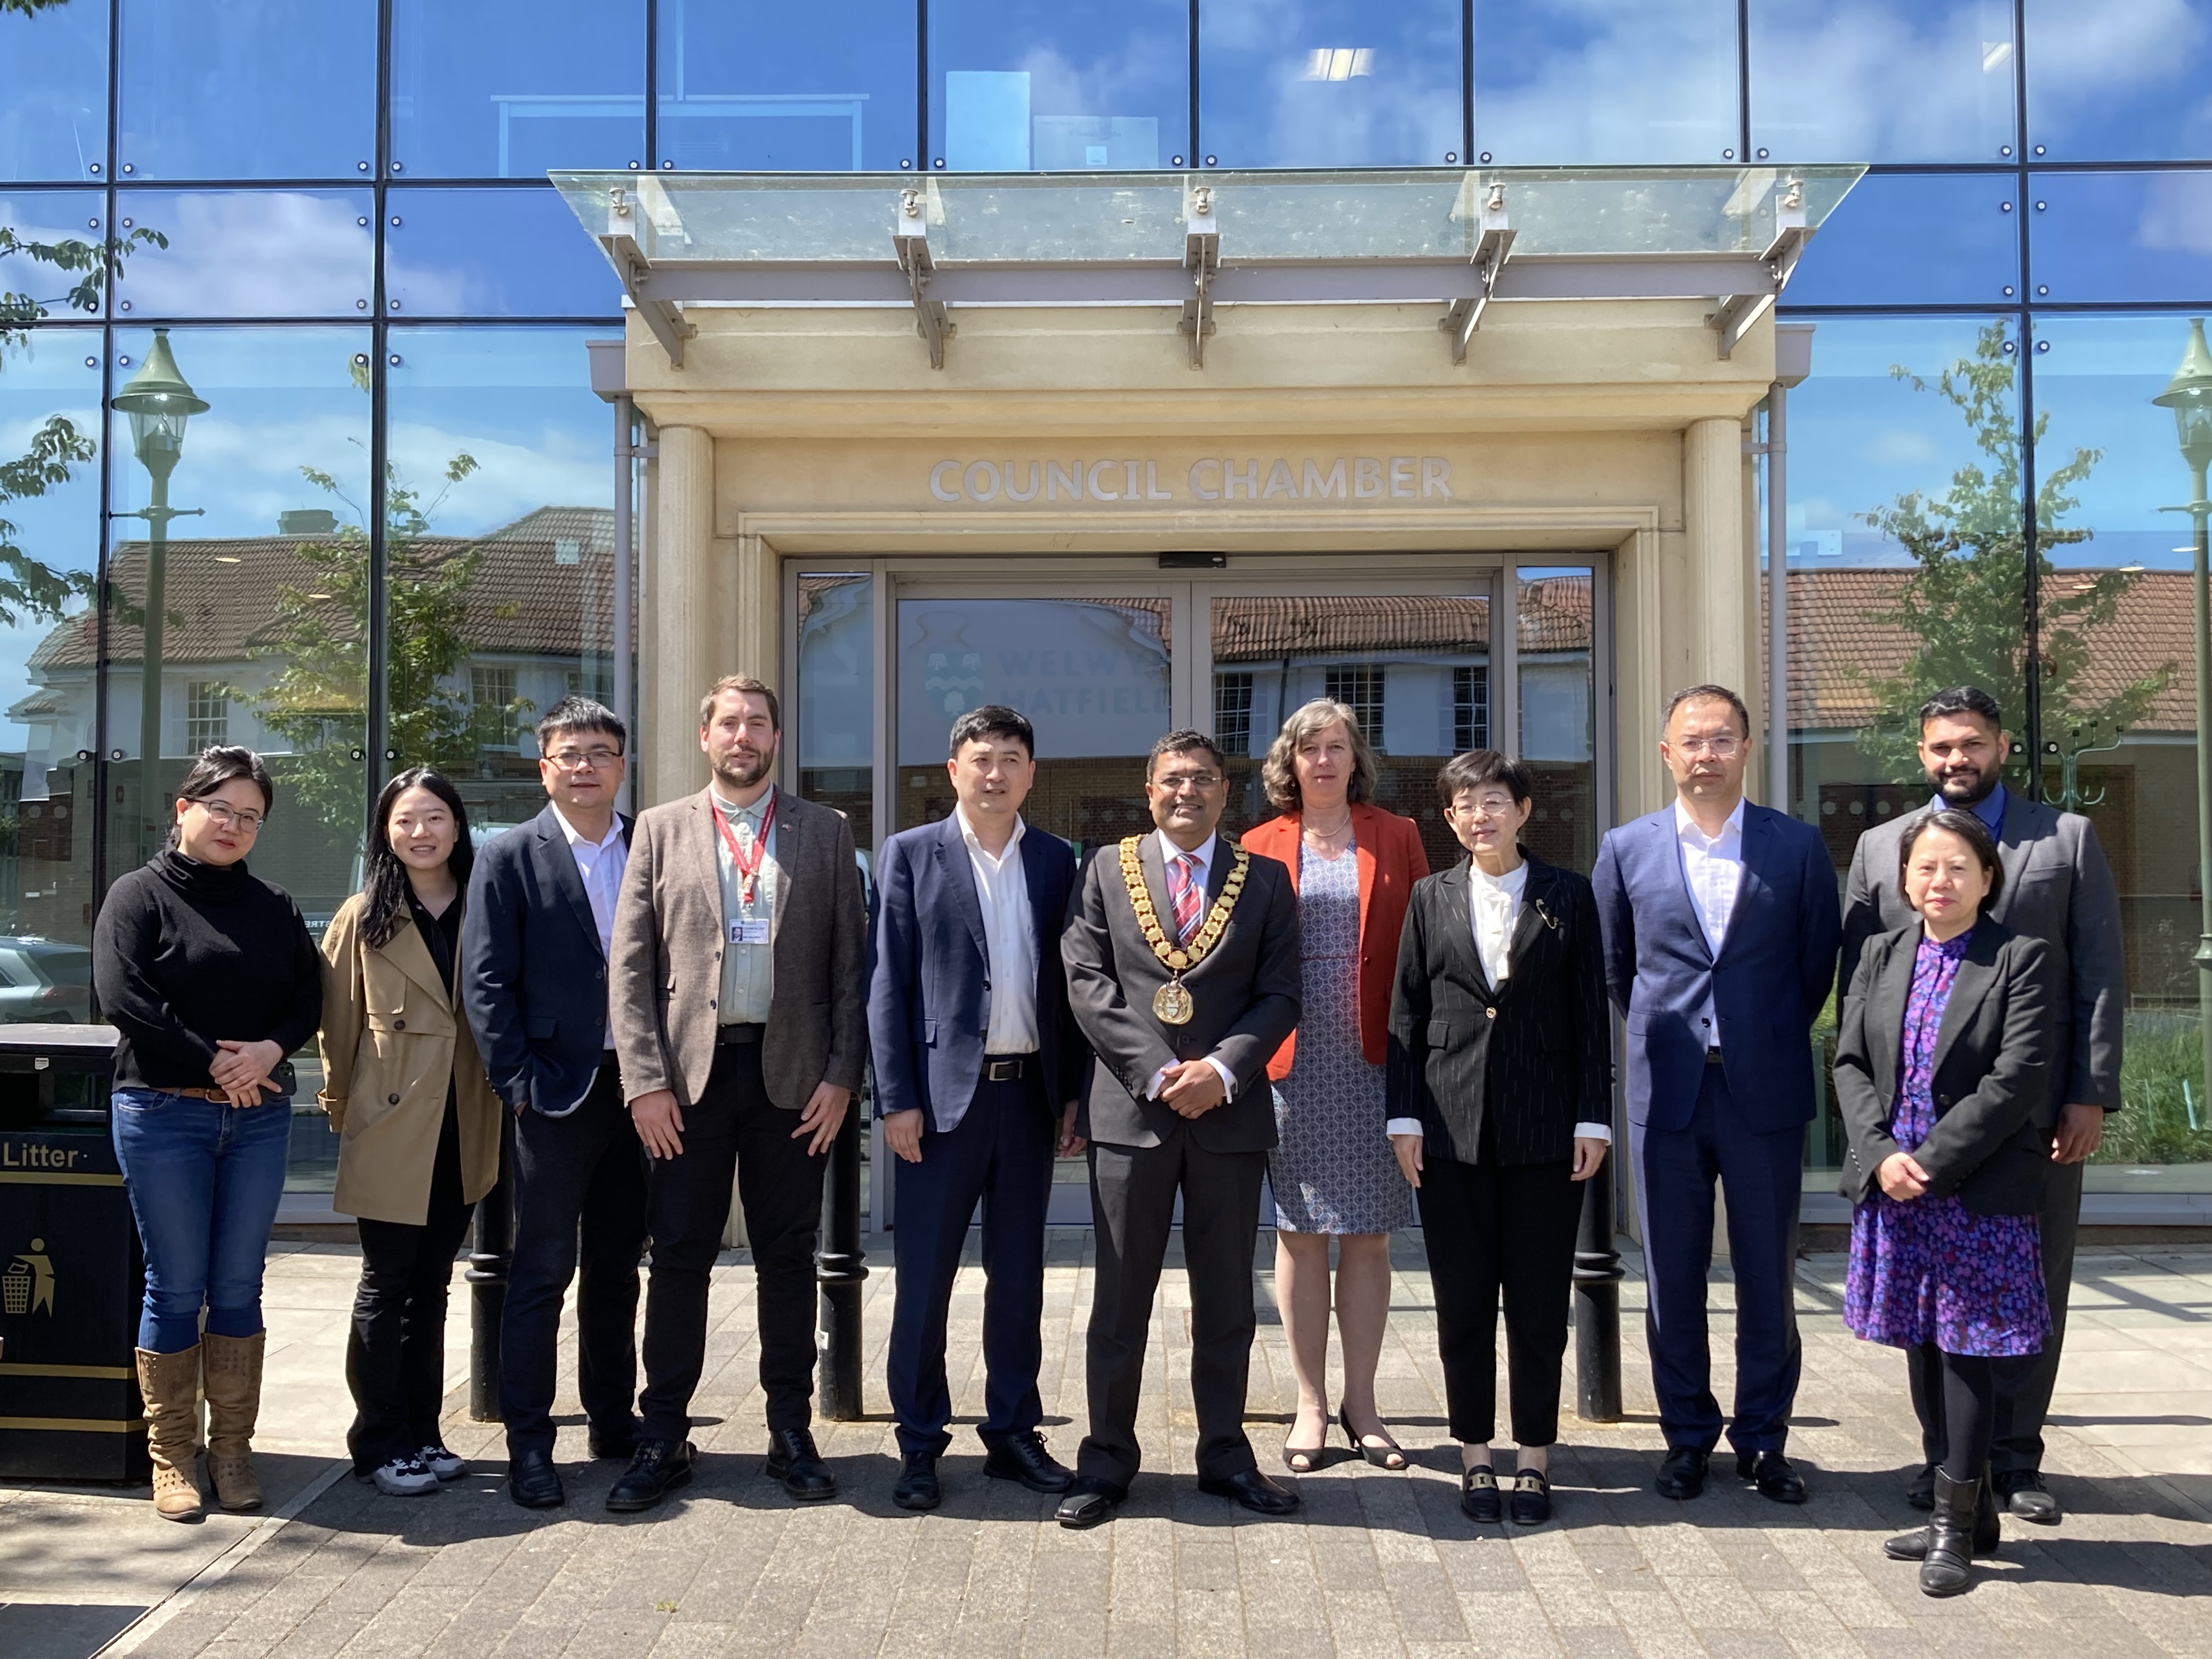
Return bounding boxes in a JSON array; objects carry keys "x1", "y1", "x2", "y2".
[
  {"x1": 1593, "y1": 684, "x2": 1839, "y2": 1504},
  {"x1": 461, "y1": 696, "x2": 647, "y2": 1510},
  {"x1": 867, "y1": 705, "x2": 1089, "y2": 1511}
]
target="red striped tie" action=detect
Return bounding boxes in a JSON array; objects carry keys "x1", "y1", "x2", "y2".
[{"x1": 1167, "y1": 853, "x2": 1203, "y2": 944}]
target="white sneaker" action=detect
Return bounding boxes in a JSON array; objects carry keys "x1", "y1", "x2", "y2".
[
  {"x1": 419, "y1": 1443, "x2": 467, "y2": 1482},
  {"x1": 372, "y1": 1456, "x2": 438, "y2": 1496}
]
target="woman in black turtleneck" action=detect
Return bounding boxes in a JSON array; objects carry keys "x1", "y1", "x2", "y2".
[{"x1": 92, "y1": 746, "x2": 320, "y2": 1523}]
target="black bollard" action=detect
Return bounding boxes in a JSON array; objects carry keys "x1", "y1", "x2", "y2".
[
  {"x1": 1572, "y1": 1153, "x2": 1624, "y2": 1423},
  {"x1": 466, "y1": 1159, "x2": 512, "y2": 1423},
  {"x1": 815, "y1": 1103, "x2": 868, "y2": 1420}
]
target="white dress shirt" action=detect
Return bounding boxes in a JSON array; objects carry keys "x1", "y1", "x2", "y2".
[
  {"x1": 554, "y1": 804, "x2": 625, "y2": 1065},
  {"x1": 956, "y1": 806, "x2": 1040, "y2": 1055},
  {"x1": 1144, "y1": 830, "x2": 1239, "y2": 1103},
  {"x1": 1388, "y1": 857, "x2": 1610, "y2": 1144},
  {"x1": 1675, "y1": 795, "x2": 1747, "y2": 1051}
]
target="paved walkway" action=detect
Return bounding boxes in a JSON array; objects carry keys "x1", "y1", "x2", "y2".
[{"x1": 3, "y1": 1234, "x2": 2209, "y2": 1659}]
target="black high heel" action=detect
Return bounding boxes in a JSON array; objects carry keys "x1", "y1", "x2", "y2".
[
  {"x1": 1336, "y1": 1400, "x2": 1407, "y2": 1470},
  {"x1": 1282, "y1": 1410, "x2": 1329, "y2": 1473}
]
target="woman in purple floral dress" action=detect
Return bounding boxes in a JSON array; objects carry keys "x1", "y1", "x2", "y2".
[{"x1": 1833, "y1": 808, "x2": 2057, "y2": 1600}]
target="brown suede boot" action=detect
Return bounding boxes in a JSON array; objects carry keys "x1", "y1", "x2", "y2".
[
  {"x1": 201, "y1": 1331, "x2": 266, "y2": 1513},
  {"x1": 136, "y1": 1345, "x2": 205, "y2": 1522}
]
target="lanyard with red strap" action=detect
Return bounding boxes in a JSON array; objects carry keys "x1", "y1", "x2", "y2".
[{"x1": 713, "y1": 788, "x2": 776, "y2": 906}]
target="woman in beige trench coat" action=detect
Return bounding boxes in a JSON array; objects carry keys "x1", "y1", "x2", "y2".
[{"x1": 320, "y1": 766, "x2": 500, "y2": 1496}]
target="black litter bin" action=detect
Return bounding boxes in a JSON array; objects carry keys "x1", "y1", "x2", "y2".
[{"x1": 0, "y1": 1022, "x2": 149, "y2": 1483}]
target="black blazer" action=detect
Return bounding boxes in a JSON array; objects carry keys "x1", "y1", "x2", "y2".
[
  {"x1": 1385, "y1": 852, "x2": 1611, "y2": 1167},
  {"x1": 1060, "y1": 832, "x2": 1301, "y2": 1154},
  {"x1": 1833, "y1": 917, "x2": 2056, "y2": 1216},
  {"x1": 461, "y1": 803, "x2": 634, "y2": 1117}
]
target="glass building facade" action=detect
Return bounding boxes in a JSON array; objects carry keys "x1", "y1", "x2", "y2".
[{"x1": 3, "y1": 0, "x2": 2210, "y2": 1210}]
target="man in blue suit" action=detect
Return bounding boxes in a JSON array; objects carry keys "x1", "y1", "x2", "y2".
[
  {"x1": 1593, "y1": 684, "x2": 1839, "y2": 1504},
  {"x1": 461, "y1": 696, "x2": 646, "y2": 1510},
  {"x1": 867, "y1": 705, "x2": 1090, "y2": 1511}
]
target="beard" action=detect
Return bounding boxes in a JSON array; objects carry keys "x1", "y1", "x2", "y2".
[
  {"x1": 712, "y1": 743, "x2": 775, "y2": 793},
  {"x1": 1932, "y1": 765, "x2": 1997, "y2": 807}
]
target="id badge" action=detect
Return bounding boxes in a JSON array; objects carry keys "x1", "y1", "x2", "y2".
[{"x1": 730, "y1": 918, "x2": 771, "y2": 945}]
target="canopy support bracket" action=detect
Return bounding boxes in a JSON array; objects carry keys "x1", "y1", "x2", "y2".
[
  {"x1": 1712, "y1": 179, "x2": 1810, "y2": 360},
  {"x1": 1441, "y1": 184, "x2": 1515, "y2": 363},
  {"x1": 600, "y1": 190, "x2": 695, "y2": 369},
  {"x1": 1180, "y1": 186, "x2": 1220, "y2": 369},
  {"x1": 895, "y1": 187, "x2": 953, "y2": 369}
]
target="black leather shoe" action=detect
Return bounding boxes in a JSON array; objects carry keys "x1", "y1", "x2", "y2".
[
  {"x1": 1509, "y1": 1469, "x2": 1553, "y2": 1526},
  {"x1": 1655, "y1": 1446, "x2": 1709, "y2": 1500},
  {"x1": 1917, "y1": 1470, "x2": 1982, "y2": 1597},
  {"x1": 1460, "y1": 1466, "x2": 1502, "y2": 1524},
  {"x1": 983, "y1": 1431, "x2": 1074, "y2": 1493},
  {"x1": 507, "y1": 1448, "x2": 565, "y2": 1509},
  {"x1": 606, "y1": 1438, "x2": 696, "y2": 1513},
  {"x1": 1056, "y1": 1476, "x2": 1122, "y2": 1529},
  {"x1": 1197, "y1": 1468, "x2": 1302, "y2": 1517},
  {"x1": 1906, "y1": 1462, "x2": 1937, "y2": 1511},
  {"x1": 892, "y1": 1452, "x2": 941, "y2": 1511},
  {"x1": 764, "y1": 1427, "x2": 837, "y2": 1502},
  {"x1": 1995, "y1": 1469, "x2": 2060, "y2": 1523},
  {"x1": 587, "y1": 1423, "x2": 637, "y2": 1462},
  {"x1": 1886, "y1": 1472, "x2": 2000, "y2": 1561},
  {"x1": 1737, "y1": 1450, "x2": 1808, "y2": 1504}
]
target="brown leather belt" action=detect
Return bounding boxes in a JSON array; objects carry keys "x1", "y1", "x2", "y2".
[{"x1": 170, "y1": 1087, "x2": 246, "y2": 1102}]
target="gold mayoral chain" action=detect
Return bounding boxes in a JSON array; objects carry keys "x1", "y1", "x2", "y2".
[{"x1": 1118, "y1": 836, "x2": 1249, "y2": 1026}]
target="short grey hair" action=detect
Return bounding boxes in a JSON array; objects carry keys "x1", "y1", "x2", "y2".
[{"x1": 1261, "y1": 699, "x2": 1379, "y2": 812}]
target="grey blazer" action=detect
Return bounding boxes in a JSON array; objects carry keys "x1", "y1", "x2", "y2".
[
  {"x1": 1060, "y1": 833, "x2": 1301, "y2": 1154},
  {"x1": 1841, "y1": 792, "x2": 2123, "y2": 1120},
  {"x1": 609, "y1": 786, "x2": 867, "y2": 1111},
  {"x1": 1833, "y1": 918, "x2": 2056, "y2": 1216}
]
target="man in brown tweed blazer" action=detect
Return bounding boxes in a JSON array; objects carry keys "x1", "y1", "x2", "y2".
[{"x1": 607, "y1": 674, "x2": 867, "y2": 1511}]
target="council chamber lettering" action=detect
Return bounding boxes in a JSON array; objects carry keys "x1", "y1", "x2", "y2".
[{"x1": 927, "y1": 455, "x2": 1455, "y2": 505}]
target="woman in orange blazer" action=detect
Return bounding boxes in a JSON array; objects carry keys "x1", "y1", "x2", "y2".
[{"x1": 1241, "y1": 699, "x2": 1429, "y2": 1472}]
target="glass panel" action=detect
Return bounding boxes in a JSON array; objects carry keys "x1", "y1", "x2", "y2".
[
  {"x1": 392, "y1": 0, "x2": 647, "y2": 178},
  {"x1": 104, "y1": 325, "x2": 371, "y2": 1192},
  {"x1": 117, "y1": 0, "x2": 376, "y2": 181},
  {"x1": 1209, "y1": 590, "x2": 1490, "y2": 874},
  {"x1": 2029, "y1": 171, "x2": 2212, "y2": 305},
  {"x1": 383, "y1": 326, "x2": 622, "y2": 838},
  {"x1": 798, "y1": 573, "x2": 874, "y2": 859},
  {"x1": 2025, "y1": 0, "x2": 2212, "y2": 162},
  {"x1": 1783, "y1": 315, "x2": 2028, "y2": 1188},
  {"x1": 895, "y1": 595, "x2": 1169, "y2": 859},
  {"x1": 111, "y1": 191, "x2": 376, "y2": 320},
  {"x1": 1783, "y1": 173, "x2": 2020, "y2": 308},
  {"x1": 1474, "y1": 0, "x2": 1736, "y2": 166},
  {"x1": 1198, "y1": 0, "x2": 1464, "y2": 169},
  {"x1": 929, "y1": 0, "x2": 1188, "y2": 172},
  {"x1": 0, "y1": 0, "x2": 108, "y2": 182},
  {"x1": 1750, "y1": 0, "x2": 2016, "y2": 163},
  {"x1": 0, "y1": 326, "x2": 102, "y2": 1021},
  {"x1": 2032, "y1": 314, "x2": 2212, "y2": 1191},
  {"x1": 385, "y1": 189, "x2": 624, "y2": 318},
  {"x1": 656, "y1": 0, "x2": 918, "y2": 172},
  {"x1": 552, "y1": 165, "x2": 1867, "y2": 266},
  {"x1": 1516, "y1": 567, "x2": 1596, "y2": 876}
]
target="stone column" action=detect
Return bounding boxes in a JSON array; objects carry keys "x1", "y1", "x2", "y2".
[
  {"x1": 1683, "y1": 415, "x2": 1755, "y2": 709},
  {"x1": 646, "y1": 425, "x2": 715, "y2": 807}
]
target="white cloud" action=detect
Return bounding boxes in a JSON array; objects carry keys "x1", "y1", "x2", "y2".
[{"x1": 120, "y1": 193, "x2": 372, "y2": 319}]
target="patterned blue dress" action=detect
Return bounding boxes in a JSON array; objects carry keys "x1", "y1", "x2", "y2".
[
  {"x1": 1843, "y1": 928, "x2": 2050, "y2": 1358},
  {"x1": 1268, "y1": 840, "x2": 1410, "y2": 1234}
]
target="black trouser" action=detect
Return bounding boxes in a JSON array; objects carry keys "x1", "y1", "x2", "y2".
[
  {"x1": 1907, "y1": 1158, "x2": 2074, "y2": 1477},
  {"x1": 499, "y1": 1061, "x2": 648, "y2": 1458},
  {"x1": 1418, "y1": 1146, "x2": 1583, "y2": 1447},
  {"x1": 1078, "y1": 1129, "x2": 1266, "y2": 1491},
  {"x1": 887, "y1": 1068, "x2": 1056, "y2": 1458},
  {"x1": 1909, "y1": 1342, "x2": 1998, "y2": 1483},
  {"x1": 637, "y1": 1038, "x2": 827, "y2": 1442},
  {"x1": 347, "y1": 1098, "x2": 476, "y2": 1471}
]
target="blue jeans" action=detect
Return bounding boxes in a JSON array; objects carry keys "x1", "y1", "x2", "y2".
[{"x1": 111, "y1": 1088, "x2": 293, "y2": 1353}]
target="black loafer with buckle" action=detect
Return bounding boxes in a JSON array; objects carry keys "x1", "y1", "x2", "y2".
[
  {"x1": 1460, "y1": 1465, "x2": 1502, "y2": 1523},
  {"x1": 1509, "y1": 1468, "x2": 1552, "y2": 1526}
]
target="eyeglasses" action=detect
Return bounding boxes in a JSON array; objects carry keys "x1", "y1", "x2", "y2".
[
  {"x1": 547, "y1": 746, "x2": 623, "y2": 771},
  {"x1": 1455, "y1": 797, "x2": 1521, "y2": 821},
  {"x1": 1672, "y1": 736, "x2": 1743, "y2": 758},
  {"x1": 1153, "y1": 770, "x2": 1222, "y2": 792},
  {"x1": 195, "y1": 800, "x2": 264, "y2": 833}
]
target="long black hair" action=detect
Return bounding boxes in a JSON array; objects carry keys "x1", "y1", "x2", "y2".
[{"x1": 361, "y1": 767, "x2": 474, "y2": 948}]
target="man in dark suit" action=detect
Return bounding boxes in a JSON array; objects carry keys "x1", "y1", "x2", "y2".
[
  {"x1": 1840, "y1": 685, "x2": 2123, "y2": 1523},
  {"x1": 607, "y1": 675, "x2": 868, "y2": 1512},
  {"x1": 1593, "y1": 684, "x2": 1839, "y2": 1504},
  {"x1": 461, "y1": 696, "x2": 646, "y2": 1510},
  {"x1": 1055, "y1": 729, "x2": 1302, "y2": 1527},
  {"x1": 867, "y1": 705, "x2": 1089, "y2": 1511}
]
